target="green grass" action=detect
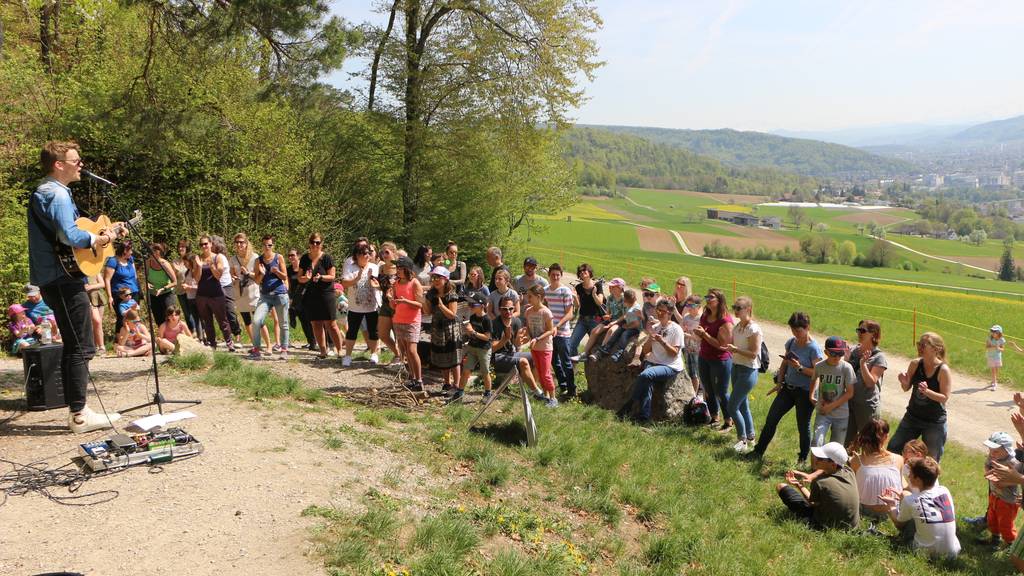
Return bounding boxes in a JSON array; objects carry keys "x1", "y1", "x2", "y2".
[
  {"x1": 200, "y1": 352, "x2": 322, "y2": 402},
  {"x1": 165, "y1": 352, "x2": 210, "y2": 371}
]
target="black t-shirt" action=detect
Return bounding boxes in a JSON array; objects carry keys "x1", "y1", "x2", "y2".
[
  {"x1": 576, "y1": 281, "x2": 606, "y2": 317},
  {"x1": 299, "y1": 253, "x2": 335, "y2": 295},
  {"x1": 468, "y1": 314, "x2": 492, "y2": 349},
  {"x1": 491, "y1": 316, "x2": 523, "y2": 356},
  {"x1": 488, "y1": 264, "x2": 510, "y2": 292}
]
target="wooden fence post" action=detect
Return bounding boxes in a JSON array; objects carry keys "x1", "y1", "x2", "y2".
[{"x1": 913, "y1": 307, "x2": 917, "y2": 345}]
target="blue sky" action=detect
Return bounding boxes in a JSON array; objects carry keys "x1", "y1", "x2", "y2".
[{"x1": 326, "y1": 0, "x2": 1024, "y2": 132}]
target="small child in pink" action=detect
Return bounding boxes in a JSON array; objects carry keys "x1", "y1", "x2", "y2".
[{"x1": 524, "y1": 285, "x2": 557, "y2": 408}]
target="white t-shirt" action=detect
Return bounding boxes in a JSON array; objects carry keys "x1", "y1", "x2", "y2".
[
  {"x1": 897, "y1": 485, "x2": 960, "y2": 559},
  {"x1": 343, "y1": 259, "x2": 381, "y2": 314},
  {"x1": 216, "y1": 254, "x2": 232, "y2": 288},
  {"x1": 647, "y1": 321, "x2": 685, "y2": 372},
  {"x1": 731, "y1": 320, "x2": 763, "y2": 369}
]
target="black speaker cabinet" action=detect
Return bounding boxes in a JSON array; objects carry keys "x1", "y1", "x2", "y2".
[{"x1": 22, "y1": 343, "x2": 66, "y2": 411}]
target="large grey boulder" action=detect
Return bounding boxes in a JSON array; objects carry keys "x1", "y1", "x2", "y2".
[{"x1": 583, "y1": 341, "x2": 695, "y2": 421}]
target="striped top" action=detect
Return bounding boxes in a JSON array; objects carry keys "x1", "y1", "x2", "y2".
[{"x1": 544, "y1": 285, "x2": 574, "y2": 337}]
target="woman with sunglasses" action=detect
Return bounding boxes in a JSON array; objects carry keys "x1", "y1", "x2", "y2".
[
  {"x1": 443, "y1": 241, "x2": 466, "y2": 292},
  {"x1": 724, "y1": 296, "x2": 762, "y2": 452},
  {"x1": 341, "y1": 238, "x2": 381, "y2": 366},
  {"x1": 191, "y1": 235, "x2": 235, "y2": 351},
  {"x1": 569, "y1": 263, "x2": 605, "y2": 363},
  {"x1": 231, "y1": 232, "x2": 271, "y2": 350},
  {"x1": 693, "y1": 288, "x2": 734, "y2": 429},
  {"x1": 250, "y1": 234, "x2": 290, "y2": 360},
  {"x1": 286, "y1": 248, "x2": 315, "y2": 350},
  {"x1": 104, "y1": 240, "x2": 141, "y2": 337},
  {"x1": 425, "y1": 266, "x2": 463, "y2": 394},
  {"x1": 886, "y1": 332, "x2": 952, "y2": 461},
  {"x1": 845, "y1": 320, "x2": 888, "y2": 446},
  {"x1": 299, "y1": 232, "x2": 343, "y2": 359}
]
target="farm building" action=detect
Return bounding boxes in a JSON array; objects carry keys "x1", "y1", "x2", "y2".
[
  {"x1": 706, "y1": 209, "x2": 759, "y2": 227},
  {"x1": 761, "y1": 217, "x2": 782, "y2": 230}
]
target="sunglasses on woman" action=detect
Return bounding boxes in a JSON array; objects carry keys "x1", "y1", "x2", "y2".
[
  {"x1": 855, "y1": 327, "x2": 868, "y2": 334},
  {"x1": 309, "y1": 240, "x2": 322, "y2": 245}
]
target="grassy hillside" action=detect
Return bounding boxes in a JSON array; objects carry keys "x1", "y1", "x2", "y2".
[
  {"x1": 563, "y1": 127, "x2": 815, "y2": 197},
  {"x1": 587, "y1": 125, "x2": 918, "y2": 180}
]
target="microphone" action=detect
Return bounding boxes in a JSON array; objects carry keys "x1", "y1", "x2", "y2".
[{"x1": 82, "y1": 169, "x2": 118, "y2": 187}]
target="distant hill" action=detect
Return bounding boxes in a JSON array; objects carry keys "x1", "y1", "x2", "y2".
[
  {"x1": 772, "y1": 123, "x2": 970, "y2": 148},
  {"x1": 564, "y1": 127, "x2": 815, "y2": 197},
  {"x1": 584, "y1": 124, "x2": 917, "y2": 180},
  {"x1": 949, "y1": 115, "x2": 1024, "y2": 144}
]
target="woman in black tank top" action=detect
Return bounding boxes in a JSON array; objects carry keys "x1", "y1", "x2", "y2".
[{"x1": 886, "y1": 332, "x2": 952, "y2": 461}]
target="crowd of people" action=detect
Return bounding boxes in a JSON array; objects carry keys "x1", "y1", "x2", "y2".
[{"x1": 19, "y1": 140, "x2": 1024, "y2": 568}]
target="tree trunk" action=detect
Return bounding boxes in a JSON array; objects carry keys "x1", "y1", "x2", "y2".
[
  {"x1": 399, "y1": 0, "x2": 422, "y2": 243},
  {"x1": 39, "y1": 0, "x2": 52, "y2": 72},
  {"x1": 368, "y1": 0, "x2": 399, "y2": 113}
]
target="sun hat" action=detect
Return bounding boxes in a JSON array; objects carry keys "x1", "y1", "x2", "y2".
[
  {"x1": 8, "y1": 303, "x2": 25, "y2": 318},
  {"x1": 991, "y1": 325, "x2": 1003, "y2": 333},
  {"x1": 608, "y1": 277, "x2": 626, "y2": 288},
  {"x1": 809, "y1": 442, "x2": 849, "y2": 466},
  {"x1": 430, "y1": 266, "x2": 450, "y2": 279},
  {"x1": 983, "y1": 432, "x2": 1014, "y2": 453}
]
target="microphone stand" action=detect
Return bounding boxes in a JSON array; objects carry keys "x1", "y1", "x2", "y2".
[
  {"x1": 118, "y1": 225, "x2": 202, "y2": 415},
  {"x1": 83, "y1": 172, "x2": 201, "y2": 415}
]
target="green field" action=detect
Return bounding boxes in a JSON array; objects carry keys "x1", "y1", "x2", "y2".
[
  {"x1": 519, "y1": 203, "x2": 1024, "y2": 389},
  {"x1": 890, "y1": 233, "x2": 1024, "y2": 263}
]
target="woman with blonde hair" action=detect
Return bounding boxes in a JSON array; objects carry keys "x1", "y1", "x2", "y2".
[
  {"x1": 887, "y1": 332, "x2": 952, "y2": 461},
  {"x1": 231, "y1": 232, "x2": 271, "y2": 349}
]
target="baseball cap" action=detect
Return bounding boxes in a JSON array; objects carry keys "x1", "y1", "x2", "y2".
[
  {"x1": 430, "y1": 265, "x2": 450, "y2": 279},
  {"x1": 24, "y1": 284, "x2": 40, "y2": 297},
  {"x1": 523, "y1": 256, "x2": 538, "y2": 267},
  {"x1": 8, "y1": 303, "x2": 25, "y2": 318},
  {"x1": 467, "y1": 293, "x2": 486, "y2": 307},
  {"x1": 824, "y1": 336, "x2": 848, "y2": 355},
  {"x1": 608, "y1": 277, "x2": 626, "y2": 288},
  {"x1": 983, "y1": 432, "x2": 1014, "y2": 453},
  {"x1": 646, "y1": 283, "x2": 661, "y2": 293},
  {"x1": 809, "y1": 442, "x2": 849, "y2": 466},
  {"x1": 991, "y1": 325, "x2": 1004, "y2": 333},
  {"x1": 396, "y1": 256, "x2": 415, "y2": 270}
]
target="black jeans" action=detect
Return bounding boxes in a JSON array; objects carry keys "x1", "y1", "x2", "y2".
[
  {"x1": 223, "y1": 289, "x2": 242, "y2": 337},
  {"x1": 41, "y1": 281, "x2": 94, "y2": 412},
  {"x1": 149, "y1": 290, "x2": 175, "y2": 326},
  {"x1": 778, "y1": 486, "x2": 815, "y2": 523},
  {"x1": 289, "y1": 307, "x2": 314, "y2": 346},
  {"x1": 752, "y1": 384, "x2": 814, "y2": 462}
]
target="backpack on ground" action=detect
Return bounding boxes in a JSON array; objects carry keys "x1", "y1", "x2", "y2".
[
  {"x1": 683, "y1": 395, "x2": 711, "y2": 426},
  {"x1": 757, "y1": 340, "x2": 770, "y2": 374}
]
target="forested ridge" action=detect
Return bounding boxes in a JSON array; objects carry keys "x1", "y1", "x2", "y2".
[
  {"x1": 587, "y1": 124, "x2": 917, "y2": 180},
  {"x1": 0, "y1": 0, "x2": 601, "y2": 302},
  {"x1": 564, "y1": 127, "x2": 815, "y2": 196}
]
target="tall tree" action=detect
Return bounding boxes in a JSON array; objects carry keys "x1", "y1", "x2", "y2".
[
  {"x1": 999, "y1": 243, "x2": 1016, "y2": 282},
  {"x1": 364, "y1": 0, "x2": 602, "y2": 242}
]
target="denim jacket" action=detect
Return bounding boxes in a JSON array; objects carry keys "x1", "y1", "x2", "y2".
[{"x1": 28, "y1": 178, "x2": 96, "y2": 288}]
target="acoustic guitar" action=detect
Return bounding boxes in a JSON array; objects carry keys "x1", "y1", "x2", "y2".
[{"x1": 57, "y1": 210, "x2": 143, "y2": 277}]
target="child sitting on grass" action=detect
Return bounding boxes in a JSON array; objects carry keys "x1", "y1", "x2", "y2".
[
  {"x1": 156, "y1": 306, "x2": 192, "y2": 354},
  {"x1": 457, "y1": 293, "x2": 493, "y2": 403},
  {"x1": 810, "y1": 336, "x2": 855, "y2": 447},
  {"x1": 115, "y1": 309, "x2": 152, "y2": 357},
  {"x1": 878, "y1": 457, "x2": 961, "y2": 560}
]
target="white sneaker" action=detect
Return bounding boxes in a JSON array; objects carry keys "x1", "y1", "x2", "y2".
[
  {"x1": 327, "y1": 349, "x2": 337, "y2": 357},
  {"x1": 68, "y1": 406, "x2": 121, "y2": 434},
  {"x1": 369, "y1": 353, "x2": 379, "y2": 365},
  {"x1": 733, "y1": 440, "x2": 748, "y2": 453},
  {"x1": 342, "y1": 355, "x2": 352, "y2": 367}
]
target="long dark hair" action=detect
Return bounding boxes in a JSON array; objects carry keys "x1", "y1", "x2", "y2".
[
  {"x1": 414, "y1": 245, "x2": 431, "y2": 268},
  {"x1": 702, "y1": 288, "x2": 727, "y2": 321}
]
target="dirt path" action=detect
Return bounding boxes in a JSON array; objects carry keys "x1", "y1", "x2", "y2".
[{"x1": 0, "y1": 352, "x2": 431, "y2": 576}]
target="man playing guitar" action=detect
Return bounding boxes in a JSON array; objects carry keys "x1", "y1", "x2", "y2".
[{"x1": 27, "y1": 141, "x2": 122, "y2": 433}]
